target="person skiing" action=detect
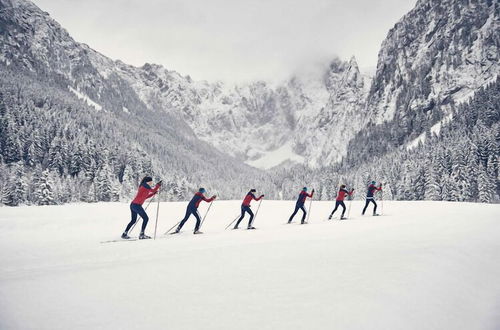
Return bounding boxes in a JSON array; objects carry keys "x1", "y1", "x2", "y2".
[
  {"x1": 288, "y1": 187, "x2": 314, "y2": 224},
  {"x1": 121, "y1": 176, "x2": 162, "y2": 240},
  {"x1": 172, "y1": 188, "x2": 216, "y2": 235},
  {"x1": 362, "y1": 181, "x2": 382, "y2": 216},
  {"x1": 234, "y1": 189, "x2": 264, "y2": 230},
  {"x1": 329, "y1": 184, "x2": 354, "y2": 220}
]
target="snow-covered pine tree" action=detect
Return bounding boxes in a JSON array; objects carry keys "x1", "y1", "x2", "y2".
[
  {"x1": 33, "y1": 169, "x2": 55, "y2": 205},
  {"x1": 95, "y1": 164, "x2": 113, "y2": 202}
]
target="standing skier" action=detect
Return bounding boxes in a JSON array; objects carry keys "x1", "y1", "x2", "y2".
[
  {"x1": 234, "y1": 189, "x2": 264, "y2": 230},
  {"x1": 288, "y1": 187, "x2": 314, "y2": 224},
  {"x1": 362, "y1": 181, "x2": 382, "y2": 216},
  {"x1": 329, "y1": 184, "x2": 354, "y2": 220},
  {"x1": 121, "y1": 176, "x2": 162, "y2": 240},
  {"x1": 173, "y1": 188, "x2": 216, "y2": 235}
]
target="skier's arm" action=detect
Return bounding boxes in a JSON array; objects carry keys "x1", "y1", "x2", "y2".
[
  {"x1": 147, "y1": 182, "x2": 162, "y2": 197},
  {"x1": 348, "y1": 189, "x2": 354, "y2": 196},
  {"x1": 202, "y1": 194, "x2": 216, "y2": 202},
  {"x1": 255, "y1": 194, "x2": 264, "y2": 201},
  {"x1": 307, "y1": 189, "x2": 315, "y2": 198}
]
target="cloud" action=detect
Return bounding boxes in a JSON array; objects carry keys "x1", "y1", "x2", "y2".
[{"x1": 33, "y1": 0, "x2": 416, "y2": 83}]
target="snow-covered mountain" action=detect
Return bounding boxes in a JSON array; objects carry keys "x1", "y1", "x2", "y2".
[
  {"x1": 369, "y1": 0, "x2": 498, "y2": 124},
  {"x1": 130, "y1": 56, "x2": 370, "y2": 169},
  {"x1": 342, "y1": 0, "x2": 499, "y2": 165},
  {"x1": 0, "y1": 0, "x2": 373, "y2": 169},
  {"x1": 0, "y1": 0, "x2": 498, "y2": 206}
]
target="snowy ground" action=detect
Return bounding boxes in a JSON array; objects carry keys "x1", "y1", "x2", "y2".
[{"x1": 0, "y1": 200, "x2": 499, "y2": 330}]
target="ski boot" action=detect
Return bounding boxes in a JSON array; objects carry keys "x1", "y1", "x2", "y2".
[
  {"x1": 373, "y1": 213, "x2": 380, "y2": 216},
  {"x1": 233, "y1": 225, "x2": 239, "y2": 230},
  {"x1": 247, "y1": 226, "x2": 256, "y2": 230},
  {"x1": 193, "y1": 230, "x2": 204, "y2": 235},
  {"x1": 328, "y1": 214, "x2": 333, "y2": 220},
  {"x1": 301, "y1": 221, "x2": 308, "y2": 225},
  {"x1": 340, "y1": 216, "x2": 347, "y2": 220},
  {"x1": 139, "y1": 233, "x2": 151, "y2": 239},
  {"x1": 121, "y1": 232, "x2": 130, "y2": 239}
]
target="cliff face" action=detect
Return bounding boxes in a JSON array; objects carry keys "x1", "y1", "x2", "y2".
[{"x1": 368, "y1": 0, "x2": 498, "y2": 124}]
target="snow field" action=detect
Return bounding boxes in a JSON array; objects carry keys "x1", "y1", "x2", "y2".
[{"x1": 0, "y1": 200, "x2": 499, "y2": 330}]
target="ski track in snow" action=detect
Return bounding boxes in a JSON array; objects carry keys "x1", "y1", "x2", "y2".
[{"x1": 0, "y1": 201, "x2": 499, "y2": 330}]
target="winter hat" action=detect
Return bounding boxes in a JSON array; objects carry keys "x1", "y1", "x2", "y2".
[
  {"x1": 199, "y1": 188, "x2": 206, "y2": 193},
  {"x1": 302, "y1": 187, "x2": 308, "y2": 191},
  {"x1": 340, "y1": 184, "x2": 346, "y2": 188},
  {"x1": 140, "y1": 176, "x2": 153, "y2": 186},
  {"x1": 250, "y1": 189, "x2": 256, "y2": 192},
  {"x1": 371, "y1": 181, "x2": 376, "y2": 185}
]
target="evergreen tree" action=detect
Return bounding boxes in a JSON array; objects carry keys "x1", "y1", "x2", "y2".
[{"x1": 33, "y1": 169, "x2": 55, "y2": 205}]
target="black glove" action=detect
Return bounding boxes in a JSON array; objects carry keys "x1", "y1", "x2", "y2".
[
  {"x1": 157, "y1": 180, "x2": 163, "y2": 186},
  {"x1": 261, "y1": 194, "x2": 265, "y2": 198}
]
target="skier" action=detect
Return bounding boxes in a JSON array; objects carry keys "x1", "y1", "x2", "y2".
[
  {"x1": 234, "y1": 189, "x2": 264, "y2": 230},
  {"x1": 329, "y1": 184, "x2": 354, "y2": 220},
  {"x1": 172, "y1": 188, "x2": 216, "y2": 235},
  {"x1": 121, "y1": 176, "x2": 162, "y2": 239},
  {"x1": 362, "y1": 181, "x2": 382, "y2": 216},
  {"x1": 288, "y1": 187, "x2": 314, "y2": 224}
]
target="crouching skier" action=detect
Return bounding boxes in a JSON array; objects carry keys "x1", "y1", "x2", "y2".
[
  {"x1": 288, "y1": 187, "x2": 314, "y2": 224},
  {"x1": 122, "y1": 176, "x2": 162, "y2": 239},
  {"x1": 234, "y1": 189, "x2": 264, "y2": 230},
  {"x1": 362, "y1": 181, "x2": 382, "y2": 216},
  {"x1": 172, "y1": 188, "x2": 216, "y2": 235},
  {"x1": 329, "y1": 184, "x2": 354, "y2": 220}
]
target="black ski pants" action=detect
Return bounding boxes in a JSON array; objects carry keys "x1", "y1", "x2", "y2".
[
  {"x1": 331, "y1": 200, "x2": 346, "y2": 217},
  {"x1": 362, "y1": 198, "x2": 377, "y2": 215},
  {"x1": 125, "y1": 203, "x2": 149, "y2": 234},
  {"x1": 177, "y1": 206, "x2": 202, "y2": 232},
  {"x1": 235, "y1": 205, "x2": 254, "y2": 228},
  {"x1": 289, "y1": 204, "x2": 307, "y2": 223}
]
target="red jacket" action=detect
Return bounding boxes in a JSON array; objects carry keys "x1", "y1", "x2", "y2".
[
  {"x1": 131, "y1": 183, "x2": 160, "y2": 205},
  {"x1": 242, "y1": 192, "x2": 263, "y2": 206},
  {"x1": 336, "y1": 188, "x2": 353, "y2": 201}
]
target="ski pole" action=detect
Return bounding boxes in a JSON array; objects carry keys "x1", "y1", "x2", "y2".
[
  {"x1": 225, "y1": 213, "x2": 241, "y2": 230},
  {"x1": 199, "y1": 201, "x2": 214, "y2": 230},
  {"x1": 380, "y1": 188, "x2": 384, "y2": 216},
  {"x1": 347, "y1": 191, "x2": 354, "y2": 219},
  {"x1": 250, "y1": 198, "x2": 264, "y2": 227},
  {"x1": 306, "y1": 193, "x2": 313, "y2": 223},
  {"x1": 129, "y1": 196, "x2": 155, "y2": 234},
  {"x1": 164, "y1": 220, "x2": 181, "y2": 235},
  {"x1": 153, "y1": 189, "x2": 161, "y2": 240}
]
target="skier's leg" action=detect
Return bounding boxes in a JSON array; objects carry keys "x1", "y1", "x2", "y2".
[
  {"x1": 372, "y1": 199, "x2": 378, "y2": 215},
  {"x1": 176, "y1": 208, "x2": 192, "y2": 231},
  {"x1": 362, "y1": 199, "x2": 370, "y2": 215},
  {"x1": 124, "y1": 204, "x2": 138, "y2": 233},
  {"x1": 193, "y1": 210, "x2": 202, "y2": 232},
  {"x1": 331, "y1": 202, "x2": 340, "y2": 215},
  {"x1": 135, "y1": 205, "x2": 149, "y2": 233},
  {"x1": 288, "y1": 206, "x2": 299, "y2": 223},
  {"x1": 300, "y1": 205, "x2": 307, "y2": 223},
  {"x1": 340, "y1": 201, "x2": 346, "y2": 218},
  {"x1": 234, "y1": 206, "x2": 246, "y2": 228},
  {"x1": 247, "y1": 207, "x2": 255, "y2": 227}
]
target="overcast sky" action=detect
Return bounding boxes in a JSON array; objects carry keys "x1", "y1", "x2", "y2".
[{"x1": 33, "y1": 0, "x2": 416, "y2": 83}]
